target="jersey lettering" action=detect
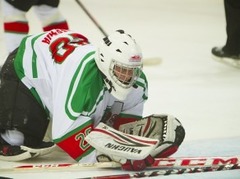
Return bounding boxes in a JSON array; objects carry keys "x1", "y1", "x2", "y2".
[{"x1": 42, "y1": 29, "x2": 68, "y2": 44}]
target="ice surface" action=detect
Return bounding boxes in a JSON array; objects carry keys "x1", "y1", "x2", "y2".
[{"x1": 0, "y1": 0, "x2": 240, "y2": 178}]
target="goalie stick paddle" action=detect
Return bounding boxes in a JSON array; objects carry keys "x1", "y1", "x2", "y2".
[
  {"x1": 0, "y1": 155, "x2": 239, "y2": 172},
  {"x1": 80, "y1": 163, "x2": 240, "y2": 179},
  {"x1": 75, "y1": 0, "x2": 161, "y2": 66}
]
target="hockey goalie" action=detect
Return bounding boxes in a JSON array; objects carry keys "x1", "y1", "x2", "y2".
[{"x1": 0, "y1": 29, "x2": 185, "y2": 171}]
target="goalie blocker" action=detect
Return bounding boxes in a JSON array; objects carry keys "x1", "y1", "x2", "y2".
[{"x1": 86, "y1": 114, "x2": 185, "y2": 171}]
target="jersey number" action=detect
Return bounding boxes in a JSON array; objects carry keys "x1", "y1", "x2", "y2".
[
  {"x1": 75, "y1": 126, "x2": 91, "y2": 150},
  {"x1": 50, "y1": 33, "x2": 89, "y2": 63}
]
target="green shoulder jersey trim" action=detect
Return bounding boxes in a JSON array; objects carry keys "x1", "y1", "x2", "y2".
[
  {"x1": 65, "y1": 51, "x2": 105, "y2": 120},
  {"x1": 14, "y1": 37, "x2": 27, "y2": 80},
  {"x1": 14, "y1": 33, "x2": 48, "y2": 113},
  {"x1": 14, "y1": 33, "x2": 44, "y2": 79},
  {"x1": 31, "y1": 35, "x2": 42, "y2": 78},
  {"x1": 135, "y1": 72, "x2": 148, "y2": 100}
]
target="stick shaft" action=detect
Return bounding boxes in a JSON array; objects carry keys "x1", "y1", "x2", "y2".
[
  {"x1": 75, "y1": 0, "x2": 161, "y2": 66},
  {"x1": 1, "y1": 155, "x2": 239, "y2": 172},
  {"x1": 87, "y1": 163, "x2": 240, "y2": 179},
  {"x1": 75, "y1": 0, "x2": 108, "y2": 36}
]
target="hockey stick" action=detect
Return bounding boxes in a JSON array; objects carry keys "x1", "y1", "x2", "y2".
[
  {"x1": 75, "y1": 0, "x2": 107, "y2": 36},
  {"x1": 0, "y1": 155, "x2": 239, "y2": 172},
  {"x1": 81, "y1": 163, "x2": 240, "y2": 179},
  {"x1": 75, "y1": 0, "x2": 161, "y2": 66}
]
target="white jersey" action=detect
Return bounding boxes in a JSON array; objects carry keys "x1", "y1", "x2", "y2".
[{"x1": 14, "y1": 29, "x2": 148, "y2": 161}]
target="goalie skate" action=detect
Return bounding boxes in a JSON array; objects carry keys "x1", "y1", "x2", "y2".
[{"x1": 0, "y1": 135, "x2": 56, "y2": 161}]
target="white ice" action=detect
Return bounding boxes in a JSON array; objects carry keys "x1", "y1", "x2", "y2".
[{"x1": 0, "y1": 0, "x2": 240, "y2": 178}]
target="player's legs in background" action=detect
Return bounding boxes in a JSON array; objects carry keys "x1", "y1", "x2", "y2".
[
  {"x1": 1, "y1": 0, "x2": 35, "y2": 53},
  {"x1": 211, "y1": 0, "x2": 240, "y2": 68},
  {"x1": 33, "y1": 0, "x2": 69, "y2": 31}
]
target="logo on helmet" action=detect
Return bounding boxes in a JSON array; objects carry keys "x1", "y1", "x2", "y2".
[{"x1": 130, "y1": 55, "x2": 141, "y2": 62}]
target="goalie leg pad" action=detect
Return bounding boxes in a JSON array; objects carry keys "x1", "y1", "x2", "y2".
[{"x1": 118, "y1": 114, "x2": 185, "y2": 158}]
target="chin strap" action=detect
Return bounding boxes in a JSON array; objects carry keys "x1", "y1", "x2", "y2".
[{"x1": 102, "y1": 74, "x2": 116, "y2": 93}]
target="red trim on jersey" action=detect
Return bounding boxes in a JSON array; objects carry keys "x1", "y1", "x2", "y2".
[
  {"x1": 4, "y1": 22, "x2": 29, "y2": 33},
  {"x1": 43, "y1": 21, "x2": 69, "y2": 31},
  {"x1": 56, "y1": 124, "x2": 93, "y2": 160}
]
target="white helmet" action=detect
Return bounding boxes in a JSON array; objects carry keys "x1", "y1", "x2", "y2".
[{"x1": 95, "y1": 30, "x2": 143, "y2": 100}]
